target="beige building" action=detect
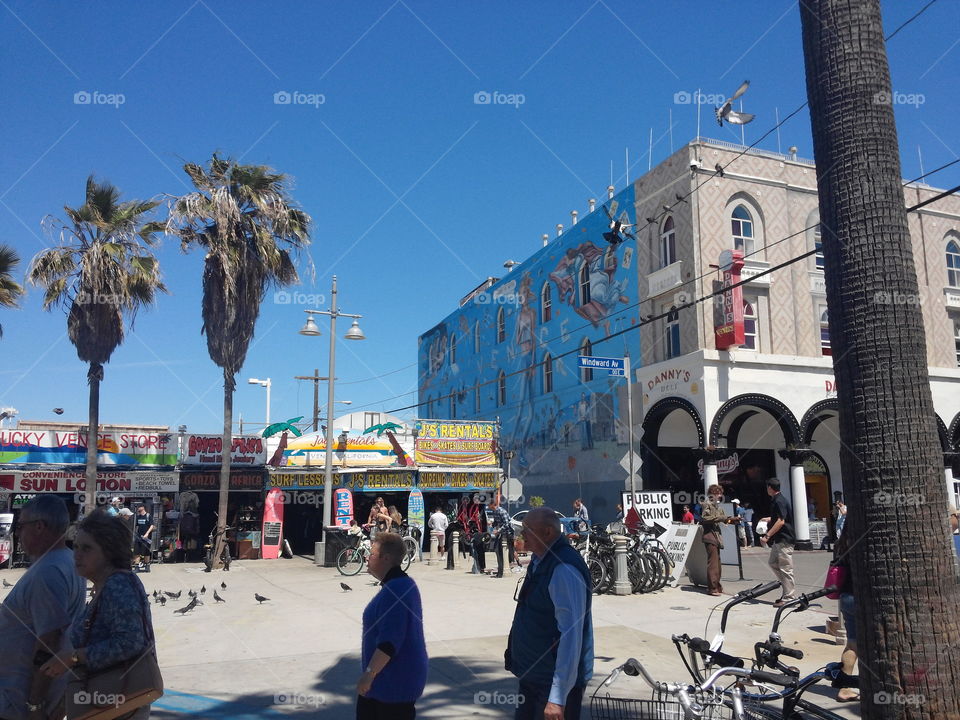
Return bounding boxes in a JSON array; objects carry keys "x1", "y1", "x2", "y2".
[{"x1": 629, "y1": 138, "x2": 960, "y2": 545}]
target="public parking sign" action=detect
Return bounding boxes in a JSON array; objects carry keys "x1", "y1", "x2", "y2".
[{"x1": 578, "y1": 356, "x2": 625, "y2": 376}]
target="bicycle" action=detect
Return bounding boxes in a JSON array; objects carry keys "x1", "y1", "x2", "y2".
[
  {"x1": 337, "y1": 527, "x2": 412, "y2": 576},
  {"x1": 671, "y1": 583, "x2": 849, "y2": 719},
  {"x1": 591, "y1": 657, "x2": 798, "y2": 719},
  {"x1": 203, "y1": 519, "x2": 232, "y2": 573},
  {"x1": 397, "y1": 521, "x2": 422, "y2": 565}
]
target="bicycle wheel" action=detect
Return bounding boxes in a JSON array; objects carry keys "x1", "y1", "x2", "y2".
[
  {"x1": 641, "y1": 549, "x2": 667, "y2": 592},
  {"x1": 626, "y1": 549, "x2": 646, "y2": 593},
  {"x1": 649, "y1": 544, "x2": 673, "y2": 589},
  {"x1": 400, "y1": 544, "x2": 412, "y2": 571},
  {"x1": 586, "y1": 557, "x2": 607, "y2": 594},
  {"x1": 403, "y1": 536, "x2": 419, "y2": 565},
  {"x1": 337, "y1": 547, "x2": 365, "y2": 576}
]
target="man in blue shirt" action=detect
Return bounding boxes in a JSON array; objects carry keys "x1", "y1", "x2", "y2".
[
  {"x1": 488, "y1": 497, "x2": 519, "y2": 578},
  {"x1": 506, "y1": 508, "x2": 593, "y2": 720},
  {"x1": 356, "y1": 533, "x2": 428, "y2": 720}
]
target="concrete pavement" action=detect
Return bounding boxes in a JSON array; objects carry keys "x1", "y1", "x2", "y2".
[{"x1": 0, "y1": 548, "x2": 860, "y2": 718}]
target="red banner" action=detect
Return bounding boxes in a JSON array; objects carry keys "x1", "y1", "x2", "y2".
[{"x1": 715, "y1": 250, "x2": 745, "y2": 350}]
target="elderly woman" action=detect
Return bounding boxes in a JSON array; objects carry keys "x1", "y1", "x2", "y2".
[
  {"x1": 699, "y1": 484, "x2": 741, "y2": 596},
  {"x1": 40, "y1": 510, "x2": 159, "y2": 720}
]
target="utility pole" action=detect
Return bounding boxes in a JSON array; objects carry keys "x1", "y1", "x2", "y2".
[{"x1": 294, "y1": 369, "x2": 329, "y2": 432}]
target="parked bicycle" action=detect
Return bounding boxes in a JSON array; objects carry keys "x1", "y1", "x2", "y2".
[
  {"x1": 203, "y1": 517, "x2": 232, "y2": 573},
  {"x1": 576, "y1": 523, "x2": 673, "y2": 595},
  {"x1": 337, "y1": 526, "x2": 412, "y2": 576}
]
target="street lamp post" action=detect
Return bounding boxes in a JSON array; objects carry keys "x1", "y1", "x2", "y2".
[
  {"x1": 299, "y1": 275, "x2": 365, "y2": 562},
  {"x1": 247, "y1": 377, "x2": 271, "y2": 427}
]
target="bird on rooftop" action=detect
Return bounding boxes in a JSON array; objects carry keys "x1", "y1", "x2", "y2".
[
  {"x1": 715, "y1": 80, "x2": 754, "y2": 126},
  {"x1": 715, "y1": 164, "x2": 725, "y2": 178}
]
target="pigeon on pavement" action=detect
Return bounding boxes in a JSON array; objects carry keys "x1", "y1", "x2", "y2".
[
  {"x1": 174, "y1": 597, "x2": 199, "y2": 615},
  {"x1": 254, "y1": 593, "x2": 270, "y2": 604},
  {"x1": 164, "y1": 590, "x2": 182, "y2": 599},
  {"x1": 159, "y1": 596, "x2": 167, "y2": 606},
  {"x1": 2, "y1": 579, "x2": 12, "y2": 588},
  {"x1": 220, "y1": 582, "x2": 227, "y2": 590},
  {"x1": 200, "y1": 585, "x2": 206, "y2": 594},
  {"x1": 188, "y1": 590, "x2": 197, "y2": 598},
  {"x1": 214, "y1": 590, "x2": 226, "y2": 603},
  {"x1": 340, "y1": 582, "x2": 352, "y2": 592}
]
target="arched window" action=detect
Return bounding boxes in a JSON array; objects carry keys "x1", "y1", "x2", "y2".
[
  {"x1": 742, "y1": 299, "x2": 757, "y2": 350},
  {"x1": 580, "y1": 339, "x2": 593, "y2": 382},
  {"x1": 474, "y1": 384, "x2": 480, "y2": 414},
  {"x1": 449, "y1": 332, "x2": 457, "y2": 365},
  {"x1": 947, "y1": 239, "x2": 960, "y2": 288},
  {"x1": 660, "y1": 216, "x2": 676, "y2": 267},
  {"x1": 579, "y1": 264, "x2": 591, "y2": 306},
  {"x1": 820, "y1": 306, "x2": 831, "y2": 356},
  {"x1": 474, "y1": 321, "x2": 480, "y2": 352},
  {"x1": 543, "y1": 354, "x2": 554, "y2": 393},
  {"x1": 541, "y1": 282, "x2": 552, "y2": 323},
  {"x1": 731, "y1": 205, "x2": 754, "y2": 255},
  {"x1": 665, "y1": 306, "x2": 681, "y2": 359},
  {"x1": 814, "y1": 224, "x2": 825, "y2": 270},
  {"x1": 496, "y1": 307, "x2": 505, "y2": 343},
  {"x1": 497, "y1": 371, "x2": 506, "y2": 407}
]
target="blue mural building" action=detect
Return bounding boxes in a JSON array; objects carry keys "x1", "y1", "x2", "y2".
[{"x1": 418, "y1": 185, "x2": 641, "y2": 518}]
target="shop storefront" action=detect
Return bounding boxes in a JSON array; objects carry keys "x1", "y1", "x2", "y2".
[{"x1": 178, "y1": 470, "x2": 267, "y2": 559}]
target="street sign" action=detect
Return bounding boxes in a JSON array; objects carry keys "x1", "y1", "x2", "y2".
[
  {"x1": 619, "y1": 452, "x2": 643, "y2": 475},
  {"x1": 609, "y1": 368, "x2": 625, "y2": 377},
  {"x1": 622, "y1": 491, "x2": 673, "y2": 527},
  {"x1": 578, "y1": 355, "x2": 625, "y2": 372}
]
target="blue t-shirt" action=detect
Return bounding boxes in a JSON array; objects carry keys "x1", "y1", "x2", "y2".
[
  {"x1": 361, "y1": 567, "x2": 428, "y2": 704},
  {"x1": 0, "y1": 547, "x2": 86, "y2": 720}
]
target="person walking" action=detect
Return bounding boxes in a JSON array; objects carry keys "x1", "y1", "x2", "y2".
[
  {"x1": 133, "y1": 504, "x2": 154, "y2": 572},
  {"x1": 505, "y1": 508, "x2": 593, "y2": 720},
  {"x1": 428, "y1": 506, "x2": 448, "y2": 559},
  {"x1": 0, "y1": 496, "x2": 86, "y2": 720},
  {"x1": 356, "y1": 533, "x2": 427, "y2": 720},
  {"x1": 40, "y1": 510, "x2": 160, "y2": 720},
  {"x1": 488, "y1": 497, "x2": 518, "y2": 578},
  {"x1": 759, "y1": 478, "x2": 796, "y2": 605},
  {"x1": 699, "y1": 485, "x2": 740, "y2": 596}
]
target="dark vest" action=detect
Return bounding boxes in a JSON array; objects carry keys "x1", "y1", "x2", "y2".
[{"x1": 508, "y1": 539, "x2": 593, "y2": 687}]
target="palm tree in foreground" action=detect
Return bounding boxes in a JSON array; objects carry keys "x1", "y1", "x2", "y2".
[
  {"x1": 167, "y1": 154, "x2": 311, "y2": 567},
  {"x1": 29, "y1": 176, "x2": 165, "y2": 513},
  {"x1": 800, "y1": 1, "x2": 960, "y2": 716},
  {"x1": 0, "y1": 244, "x2": 25, "y2": 337}
]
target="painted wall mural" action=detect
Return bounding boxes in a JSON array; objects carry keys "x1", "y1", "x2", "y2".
[{"x1": 418, "y1": 184, "x2": 641, "y2": 517}]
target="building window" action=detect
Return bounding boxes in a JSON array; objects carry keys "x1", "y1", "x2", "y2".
[
  {"x1": 665, "y1": 307, "x2": 681, "y2": 359},
  {"x1": 496, "y1": 307, "x2": 505, "y2": 343},
  {"x1": 947, "y1": 238, "x2": 960, "y2": 288},
  {"x1": 820, "y1": 306, "x2": 831, "y2": 356},
  {"x1": 543, "y1": 354, "x2": 553, "y2": 393},
  {"x1": 814, "y1": 224, "x2": 825, "y2": 270},
  {"x1": 579, "y1": 264, "x2": 591, "y2": 306},
  {"x1": 660, "y1": 216, "x2": 676, "y2": 268},
  {"x1": 541, "y1": 282, "x2": 552, "y2": 323},
  {"x1": 497, "y1": 371, "x2": 506, "y2": 407},
  {"x1": 450, "y1": 332, "x2": 457, "y2": 365},
  {"x1": 743, "y1": 299, "x2": 757, "y2": 350},
  {"x1": 474, "y1": 321, "x2": 480, "y2": 352},
  {"x1": 580, "y1": 339, "x2": 593, "y2": 382},
  {"x1": 474, "y1": 384, "x2": 480, "y2": 414},
  {"x1": 954, "y1": 316, "x2": 960, "y2": 367},
  {"x1": 731, "y1": 205, "x2": 754, "y2": 255}
]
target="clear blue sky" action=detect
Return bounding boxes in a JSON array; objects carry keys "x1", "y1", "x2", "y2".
[{"x1": 1, "y1": 1, "x2": 957, "y2": 435}]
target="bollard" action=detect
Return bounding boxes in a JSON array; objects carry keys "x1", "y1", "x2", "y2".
[
  {"x1": 430, "y1": 532, "x2": 440, "y2": 564},
  {"x1": 612, "y1": 534, "x2": 632, "y2": 596},
  {"x1": 448, "y1": 531, "x2": 459, "y2": 570}
]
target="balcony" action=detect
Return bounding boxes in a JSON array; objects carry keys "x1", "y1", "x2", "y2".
[
  {"x1": 741, "y1": 258, "x2": 771, "y2": 286},
  {"x1": 945, "y1": 286, "x2": 960, "y2": 309},
  {"x1": 645, "y1": 261, "x2": 683, "y2": 300}
]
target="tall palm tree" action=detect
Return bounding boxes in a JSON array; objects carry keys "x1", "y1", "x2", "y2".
[
  {"x1": 800, "y1": 1, "x2": 960, "y2": 716},
  {"x1": 167, "y1": 154, "x2": 311, "y2": 566},
  {"x1": 29, "y1": 176, "x2": 165, "y2": 513},
  {"x1": 0, "y1": 244, "x2": 25, "y2": 337}
]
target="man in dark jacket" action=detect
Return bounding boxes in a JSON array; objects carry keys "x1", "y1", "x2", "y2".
[
  {"x1": 356, "y1": 533, "x2": 428, "y2": 719},
  {"x1": 506, "y1": 508, "x2": 593, "y2": 720}
]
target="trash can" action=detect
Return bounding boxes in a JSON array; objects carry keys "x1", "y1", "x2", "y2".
[{"x1": 323, "y1": 527, "x2": 356, "y2": 566}]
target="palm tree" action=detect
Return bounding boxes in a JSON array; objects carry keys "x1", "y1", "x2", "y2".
[
  {"x1": 29, "y1": 176, "x2": 165, "y2": 513},
  {"x1": 167, "y1": 154, "x2": 311, "y2": 566},
  {"x1": 0, "y1": 244, "x2": 25, "y2": 337},
  {"x1": 800, "y1": 1, "x2": 960, "y2": 716}
]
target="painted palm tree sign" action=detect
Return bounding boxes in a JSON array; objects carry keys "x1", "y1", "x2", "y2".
[{"x1": 263, "y1": 416, "x2": 304, "y2": 467}]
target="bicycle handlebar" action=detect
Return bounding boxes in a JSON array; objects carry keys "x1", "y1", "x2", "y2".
[
  {"x1": 721, "y1": 581, "x2": 781, "y2": 632},
  {"x1": 605, "y1": 658, "x2": 797, "y2": 695},
  {"x1": 772, "y1": 586, "x2": 836, "y2": 632}
]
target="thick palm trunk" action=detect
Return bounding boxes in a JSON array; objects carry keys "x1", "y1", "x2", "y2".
[
  {"x1": 84, "y1": 363, "x2": 102, "y2": 517},
  {"x1": 800, "y1": 2, "x2": 960, "y2": 717},
  {"x1": 213, "y1": 371, "x2": 234, "y2": 568}
]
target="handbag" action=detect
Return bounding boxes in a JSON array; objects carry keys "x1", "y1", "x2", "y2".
[
  {"x1": 66, "y1": 573, "x2": 164, "y2": 720},
  {"x1": 825, "y1": 563, "x2": 848, "y2": 599}
]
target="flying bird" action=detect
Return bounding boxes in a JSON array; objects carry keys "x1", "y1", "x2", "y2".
[
  {"x1": 220, "y1": 582, "x2": 227, "y2": 590},
  {"x1": 174, "y1": 597, "x2": 199, "y2": 615},
  {"x1": 200, "y1": 585, "x2": 206, "y2": 594},
  {"x1": 340, "y1": 582, "x2": 352, "y2": 592},
  {"x1": 601, "y1": 199, "x2": 635, "y2": 246},
  {"x1": 715, "y1": 164, "x2": 725, "y2": 178},
  {"x1": 715, "y1": 80, "x2": 754, "y2": 126},
  {"x1": 52, "y1": 408, "x2": 64, "y2": 415},
  {"x1": 675, "y1": 193, "x2": 687, "y2": 204},
  {"x1": 254, "y1": 593, "x2": 270, "y2": 604},
  {"x1": 214, "y1": 590, "x2": 226, "y2": 603},
  {"x1": 164, "y1": 590, "x2": 181, "y2": 599}
]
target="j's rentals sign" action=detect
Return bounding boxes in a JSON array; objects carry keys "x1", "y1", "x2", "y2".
[{"x1": 414, "y1": 420, "x2": 498, "y2": 466}]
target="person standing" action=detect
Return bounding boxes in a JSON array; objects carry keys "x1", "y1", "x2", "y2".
[
  {"x1": 506, "y1": 508, "x2": 593, "y2": 720},
  {"x1": 680, "y1": 505, "x2": 694, "y2": 524},
  {"x1": 0, "y1": 496, "x2": 86, "y2": 720},
  {"x1": 133, "y1": 504, "x2": 154, "y2": 572},
  {"x1": 731, "y1": 499, "x2": 747, "y2": 547},
  {"x1": 39, "y1": 510, "x2": 159, "y2": 720},
  {"x1": 488, "y1": 497, "x2": 518, "y2": 578},
  {"x1": 759, "y1": 478, "x2": 796, "y2": 605},
  {"x1": 428, "y1": 506, "x2": 448, "y2": 559},
  {"x1": 572, "y1": 498, "x2": 590, "y2": 535},
  {"x1": 742, "y1": 502, "x2": 755, "y2": 547},
  {"x1": 356, "y1": 533, "x2": 427, "y2": 720},
  {"x1": 699, "y1": 485, "x2": 740, "y2": 597}
]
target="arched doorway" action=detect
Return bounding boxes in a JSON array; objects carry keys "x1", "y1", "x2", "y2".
[{"x1": 640, "y1": 398, "x2": 705, "y2": 513}]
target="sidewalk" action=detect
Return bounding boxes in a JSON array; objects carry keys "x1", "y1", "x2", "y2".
[{"x1": 0, "y1": 552, "x2": 860, "y2": 718}]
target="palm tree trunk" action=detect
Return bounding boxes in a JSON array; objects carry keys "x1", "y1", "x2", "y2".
[
  {"x1": 214, "y1": 371, "x2": 234, "y2": 568},
  {"x1": 800, "y1": 2, "x2": 960, "y2": 717},
  {"x1": 84, "y1": 362, "x2": 102, "y2": 517}
]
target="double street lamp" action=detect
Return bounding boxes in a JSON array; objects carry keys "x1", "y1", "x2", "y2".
[{"x1": 298, "y1": 275, "x2": 366, "y2": 541}]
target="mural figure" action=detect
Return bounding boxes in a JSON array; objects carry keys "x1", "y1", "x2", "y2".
[
  {"x1": 511, "y1": 273, "x2": 538, "y2": 468},
  {"x1": 550, "y1": 242, "x2": 629, "y2": 328}
]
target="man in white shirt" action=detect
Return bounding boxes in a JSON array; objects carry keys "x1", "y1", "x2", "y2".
[{"x1": 428, "y1": 507, "x2": 449, "y2": 558}]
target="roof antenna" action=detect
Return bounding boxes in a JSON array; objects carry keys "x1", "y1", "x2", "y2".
[{"x1": 647, "y1": 128, "x2": 653, "y2": 171}]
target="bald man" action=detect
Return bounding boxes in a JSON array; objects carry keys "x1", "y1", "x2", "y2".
[{"x1": 505, "y1": 508, "x2": 593, "y2": 720}]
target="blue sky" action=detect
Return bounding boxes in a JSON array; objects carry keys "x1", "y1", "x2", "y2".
[{"x1": 1, "y1": 0, "x2": 957, "y2": 435}]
